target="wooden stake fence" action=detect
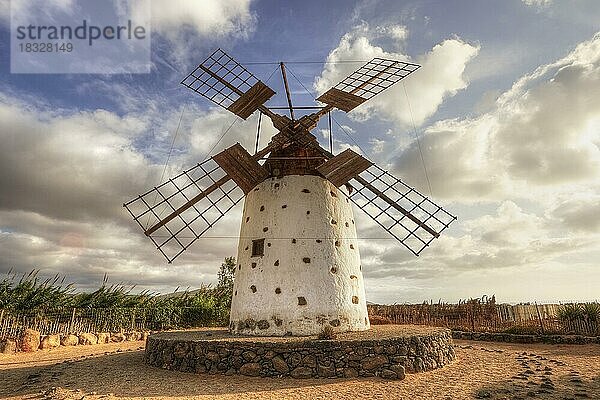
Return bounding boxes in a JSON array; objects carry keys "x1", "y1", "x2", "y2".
[{"x1": 367, "y1": 302, "x2": 599, "y2": 336}]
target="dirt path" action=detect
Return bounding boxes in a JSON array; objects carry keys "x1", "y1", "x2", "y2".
[{"x1": 1, "y1": 339, "x2": 598, "y2": 399}]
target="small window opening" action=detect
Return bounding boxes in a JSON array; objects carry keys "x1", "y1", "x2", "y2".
[{"x1": 251, "y1": 239, "x2": 265, "y2": 257}]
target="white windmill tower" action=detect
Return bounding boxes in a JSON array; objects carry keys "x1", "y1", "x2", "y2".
[{"x1": 124, "y1": 49, "x2": 456, "y2": 336}]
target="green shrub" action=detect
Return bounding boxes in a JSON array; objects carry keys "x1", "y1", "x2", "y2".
[
  {"x1": 557, "y1": 303, "x2": 584, "y2": 322},
  {"x1": 0, "y1": 270, "x2": 73, "y2": 314},
  {"x1": 583, "y1": 303, "x2": 600, "y2": 323},
  {"x1": 557, "y1": 303, "x2": 599, "y2": 335},
  {"x1": 318, "y1": 325, "x2": 337, "y2": 340},
  {"x1": 0, "y1": 257, "x2": 237, "y2": 331}
]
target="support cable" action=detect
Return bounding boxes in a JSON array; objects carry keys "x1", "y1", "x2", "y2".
[
  {"x1": 402, "y1": 82, "x2": 433, "y2": 196},
  {"x1": 145, "y1": 105, "x2": 185, "y2": 229}
]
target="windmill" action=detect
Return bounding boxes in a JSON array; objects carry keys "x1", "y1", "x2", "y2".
[{"x1": 124, "y1": 49, "x2": 456, "y2": 336}]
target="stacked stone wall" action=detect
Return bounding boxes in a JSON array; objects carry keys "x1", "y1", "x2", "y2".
[{"x1": 145, "y1": 329, "x2": 454, "y2": 379}]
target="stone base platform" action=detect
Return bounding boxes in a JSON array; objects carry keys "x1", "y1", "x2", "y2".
[{"x1": 144, "y1": 325, "x2": 455, "y2": 379}]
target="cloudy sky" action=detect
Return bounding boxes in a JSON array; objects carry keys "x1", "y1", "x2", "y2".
[{"x1": 0, "y1": 0, "x2": 599, "y2": 304}]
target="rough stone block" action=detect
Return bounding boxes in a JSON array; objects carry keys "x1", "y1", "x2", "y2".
[
  {"x1": 239, "y1": 362, "x2": 261, "y2": 376},
  {"x1": 40, "y1": 334, "x2": 60, "y2": 349},
  {"x1": 97, "y1": 333, "x2": 110, "y2": 344},
  {"x1": 20, "y1": 329, "x2": 40, "y2": 352},
  {"x1": 290, "y1": 366, "x2": 313, "y2": 379},
  {"x1": 272, "y1": 356, "x2": 289, "y2": 373},
  {"x1": 0, "y1": 339, "x2": 17, "y2": 354},
  {"x1": 361, "y1": 354, "x2": 388, "y2": 371},
  {"x1": 60, "y1": 334, "x2": 79, "y2": 346},
  {"x1": 79, "y1": 333, "x2": 98, "y2": 345},
  {"x1": 390, "y1": 364, "x2": 406, "y2": 380}
]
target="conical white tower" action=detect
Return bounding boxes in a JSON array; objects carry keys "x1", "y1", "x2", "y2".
[{"x1": 229, "y1": 174, "x2": 369, "y2": 336}]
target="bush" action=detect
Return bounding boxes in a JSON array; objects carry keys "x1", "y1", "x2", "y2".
[
  {"x1": 557, "y1": 304, "x2": 584, "y2": 323},
  {"x1": 557, "y1": 303, "x2": 599, "y2": 335},
  {"x1": 0, "y1": 270, "x2": 73, "y2": 314},
  {"x1": 318, "y1": 325, "x2": 336, "y2": 340},
  {"x1": 583, "y1": 303, "x2": 600, "y2": 323},
  {"x1": 0, "y1": 257, "x2": 237, "y2": 332}
]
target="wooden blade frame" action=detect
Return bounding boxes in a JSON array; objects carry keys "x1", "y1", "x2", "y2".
[
  {"x1": 181, "y1": 48, "x2": 275, "y2": 119},
  {"x1": 213, "y1": 143, "x2": 269, "y2": 194},
  {"x1": 124, "y1": 141, "x2": 280, "y2": 263},
  {"x1": 316, "y1": 148, "x2": 373, "y2": 187},
  {"x1": 346, "y1": 164, "x2": 456, "y2": 256},
  {"x1": 123, "y1": 158, "x2": 244, "y2": 263},
  {"x1": 316, "y1": 58, "x2": 420, "y2": 112}
]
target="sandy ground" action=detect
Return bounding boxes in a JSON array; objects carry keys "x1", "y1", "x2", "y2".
[{"x1": 0, "y1": 338, "x2": 599, "y2": 400}]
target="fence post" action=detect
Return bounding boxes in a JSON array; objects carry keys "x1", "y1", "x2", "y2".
[
  {"x1": 69, "y1": 307, "x2": 76, "y2": 333},
  {"x1": 535, "y1": 302, "x2": 545, "y2": 335}
]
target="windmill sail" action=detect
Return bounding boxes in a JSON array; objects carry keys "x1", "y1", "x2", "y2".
[
  {"x1": 346, "y1": 164, "x2": 456, "y2": 256},
  {"x1": 123, "y1": 158, "x2": 244, "y2": 263},
  {"x1": 315, "y1": 148, "x2": 455, "y2": 255},
  {"x1": 126, "y1": 48, "x2": 454, "y2": 264},
  {"x1": 181, "y1": 48, "x2": 276, "y2": 119},
  {"x1": 316, "y1": 58, "x2": 420, "y2": 112}
]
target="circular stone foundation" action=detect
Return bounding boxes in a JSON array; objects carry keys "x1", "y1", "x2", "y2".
[{"x1": 144, "y1": 325, "x2": 455, "y2": 379}]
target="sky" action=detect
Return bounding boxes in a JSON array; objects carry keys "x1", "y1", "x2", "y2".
[{"x1": 0, "y1": 0, "x2": 599, "y2": 304}]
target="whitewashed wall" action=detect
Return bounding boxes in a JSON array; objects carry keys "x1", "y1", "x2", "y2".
[{"x1": 230, "y1": 175, "x2": 370, "y2": 336}]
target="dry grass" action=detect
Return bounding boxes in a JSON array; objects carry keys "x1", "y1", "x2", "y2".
[{"x1": 1, "y1": 336, "x2": 599, "y2": 399}]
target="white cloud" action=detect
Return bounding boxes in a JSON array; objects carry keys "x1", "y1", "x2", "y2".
[
  {"x1": 522, "y1": 0, "x2": 552, "y2": 7},
  {"x1": 0, "y1": 0, "x2": 256, "y2": 67},
  {"x1": 550, "y1": 195, "x2": 600, "y2": 233},
  {"x1": 0, "y1": 0, "x2": 75, "y2": 24},
  {"x1": 0, "y1": 97, "x2": 156, "y2": 222},
  {"x1": 147, "y1": 0, "x2": 255, "y2": 39},
  {"x1": 392, "y1": 32, "x2": 600, "y2": 201},
  {"x1": 360, "y1": 200, "x2": 598, "y2": 284},
  {"x1": 138, "y1": 0, "x2": 256, "y2": 65},
  {"x1": 356, "y1": 32, "x2": 600, "y2": 303},
  {"x1": 314, "y1": 23, "x2": 479, "y2": 127},
  {"x1": 0, "y1": 91, "x2": 253, "y2": 291}
]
